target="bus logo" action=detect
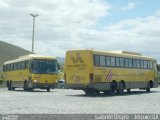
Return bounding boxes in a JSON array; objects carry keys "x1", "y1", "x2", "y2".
[
  {"x1": 71, "y1": 53, "x2": 84, "y2": 63},
  {"x1": 106, "y1": 69, "x2": 113, "y2": 81}
]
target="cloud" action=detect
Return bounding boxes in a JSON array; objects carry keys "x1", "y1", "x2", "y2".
[
  {"x1": 0, "y1": 0, "x2": 110, "y2": 36},
  {"x1": 71, "y1": 10, "x2": 160, "y2": 61},
  {"x1": 0, "y1": 0, "x2": 110, "y2": 55},
  {"x1": 121, "y1": 2, "x2": 138, "y2": 10},
  {"x1": 0, "y1": 0, "x2": 160, "y2": 62},
  {"x1": 0, "y1": 1, "x2": 9, "y2": 8}
]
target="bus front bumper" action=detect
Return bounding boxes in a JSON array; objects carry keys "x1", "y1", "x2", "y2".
[{"x1": 32, "y1": 83, "x2": 57, "y2": 89}]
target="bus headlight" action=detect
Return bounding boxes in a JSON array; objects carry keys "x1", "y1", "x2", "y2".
[{"x1": 34, "y1": 80, "x2": 38, "y2": 82}]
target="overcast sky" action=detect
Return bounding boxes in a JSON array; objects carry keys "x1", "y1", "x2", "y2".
[{"x1": 0, "y1": 0, "x2": 160, "y2": 62}]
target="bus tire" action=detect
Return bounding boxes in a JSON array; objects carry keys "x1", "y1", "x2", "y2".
[
  {"x1": 10, "y1": 81, "x2": 15, "y2": 90},
  {"x1": 24, "y1": 81, "x2": 28, "y2": 91},
  {"x1": 127, "y1": 89, "x2": 130, "y2": 93},
  {"x1": 84, "y1": 89, "x2": 94, "y2": 95},
  {"x1": 7, "y1": 81, "x2": 11, "y2": 90},
  {"x1": 146, "y1": 83, "x2": 151, "y2": 92},
  {"x1": 94, "y1": 90, "x2": 100, "y2": 95},
  {"x1": 28, "y1": 88, "x2": 33, "y2": 92},
  {"x1": 117, "y1": 82, "x2": 125, "y2": 94},
  {"x1": 47, "y1": 87, "x2": 50, "y2": 92},
  {"x1": 103, "y1": 91, "x2": 109, "y2": 95},
  {"x1": 110, "y1": 82, "x2": 117, "y2": 95},
  {"x1": 84, "y1": 90, "x2": 91, "y2": 95},
  {"x1": 7, "y1": 80, "x2": 9, "y2": 87}
]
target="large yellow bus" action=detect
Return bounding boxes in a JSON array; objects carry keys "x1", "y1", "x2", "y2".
[
  {"x1": 3, "y1": 54, "x2": 61, "y2": 92},
  {"x1": 65, "y1": 50, "x2": 159, "y2": 95}
]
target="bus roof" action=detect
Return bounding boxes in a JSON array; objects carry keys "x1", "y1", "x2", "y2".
[
  {"x1": 67, "y1": 49, "x2": 156, "y2": 61},
  {"x1": 4, "y1": 54, "x2": 57, "y2": 65}
]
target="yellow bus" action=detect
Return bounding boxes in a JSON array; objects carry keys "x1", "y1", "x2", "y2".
[
  {"x1": 3, "y1": 54, "x2": 61, "y2": 92},
  {"x1": 65, "y1": 50, "x2": 159, "y2": 95}
]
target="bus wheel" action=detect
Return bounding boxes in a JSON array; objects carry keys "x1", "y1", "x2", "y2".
[
  {"x1": 146, "y1": 83, "x2": 151, "y2": 92},
  {"x1": 7, "y1": 81, "x2": 11, "y2": 90},
  {"x1": 94, "y1": 90, "x2": 100, "y2": 95},
  {"x1": 127, "y1": 89, "x2": 130, "y2": 93},
  {"x1": 10, "y1": 81, "x2": 15, "y2": 90},
  {"x1": 47, "y1": 87, "x2": 50, "y2": 92},
  {"x1": 103, "y1": 91, "x2": 109, "y2": 95},
  {"x1": 117, "y1": 82, "x2": 125, "y2": 94},
  {"x1": 110, "y1": 82, "x2": 117, "y2": 95},
  {"x1": 24, "y1": 81, "x2": 28, "y2": 91},
  {"x1": 28, "y1": 88, "x2": 33, "y2": 92},
  {"x1": 84, "y1": 89, "x2": 94, "y2": 95}
]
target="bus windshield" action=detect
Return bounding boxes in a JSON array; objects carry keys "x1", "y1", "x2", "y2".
[{"x1": 31, "y1": 59, "x2": 58, "y2": 74}]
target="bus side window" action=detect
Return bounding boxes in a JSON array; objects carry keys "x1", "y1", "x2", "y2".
[
  {"x1": 111, "y1": 57, "x2": 115, "y2": 67},
  {"x1": 21, "y1": 61, "x2": 25, "y2": 70},
  {"x1": 128, "y1": 58, "x2": 132, "y2": 68},
  {"x1": 125, "y1": 58, "x2": 129, "y2": 68},
  {"x1": 7, "y1": 64, "x2": 9, "y2": 71},
  {"x1": 150, "y1": 61, "x2": 153, "y2": 69},
  {"x1": 20, "y1": 62, "x2": 22, "y2": 70},
  {"x1": 10, "y1": 63, "x2": 13, "y2": 71},
  {"x1": 9, "y1": 64, "x2": 11, "y2": 71},
  {"x1": 120, "y1": 58, "x2": 124, "y2": 67},
  {"x1": 133, "y1": 59, "x2": 137, "y2": 68},
  {"x1": 136, "y1": 60, "x2": 140, "y2": 68},
  {"x1": 3, "y1": 65, "x2": 6, "y2": 72},
  {"x1": 25, "y1": 61, "x2": 29, "y2": 69},
  {"x1": 100, "y1": 56, "x2": 105, "y2": 66},
  {"x1": 8, "y1": 64, "x2": 11, "y2": 71},
  {"x1": 140, "y1": 60, "x2": 144, "y2": 69},
  {"x1": 14, "y1": 62, "x2": 17, "y2": 70},
  {"x1": 13, "y1": 63, "x2": 17, "y2": 70},
  {"x1": 106, "y1": 56, "x2": 111, "y2": 66},
  {"x1": 154, "y1": 62, "x2": 158, "y2": 72},
  {"x1": 17, "y1": 62, "x2": 20, "y2": 70},
  {"x1": 144, "y1": 61, "x2": 147, "y2": 69},
  {"x1": 18, "y1": 62, "x2": 22, "y2": 70},
  {"x1": 94, "y1": 55, "x2": 100, "y2": 66},
  {"x1": 6, "y1": 64, "x2": 9, "y2": 71},
  {"x1": 147, "y1": 61, "x2": 150, "y2": 69},
  {"x1": 116, "y1": 57, "x2": 120, "y2": 67}
]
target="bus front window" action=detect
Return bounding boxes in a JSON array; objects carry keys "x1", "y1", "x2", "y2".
[{"x1": 31, "y1": 59, "x2": 58, "y2": 74}]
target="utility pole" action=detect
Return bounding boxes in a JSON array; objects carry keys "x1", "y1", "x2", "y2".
[{"x1": 30, "y1": 14, "x2": 39, "y2": 53}]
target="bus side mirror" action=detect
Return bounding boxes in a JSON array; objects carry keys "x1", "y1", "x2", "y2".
[
  {"x1": 29, "y1": 63, "x2": 33, "y2": 73},
  {"x1": 57, "y1": 63, "x2": 60, "y2": 70},
  {"x1": 58, "y1": 70, "x2": 62, "y2": 72}
]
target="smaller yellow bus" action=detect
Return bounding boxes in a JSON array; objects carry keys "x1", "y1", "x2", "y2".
[
  {"x1": 3, "y1": 54, "x2": 61, "y2": 92},
  {"x1": 65, "y1": 49, "x2": 159, "y2": 95}
]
